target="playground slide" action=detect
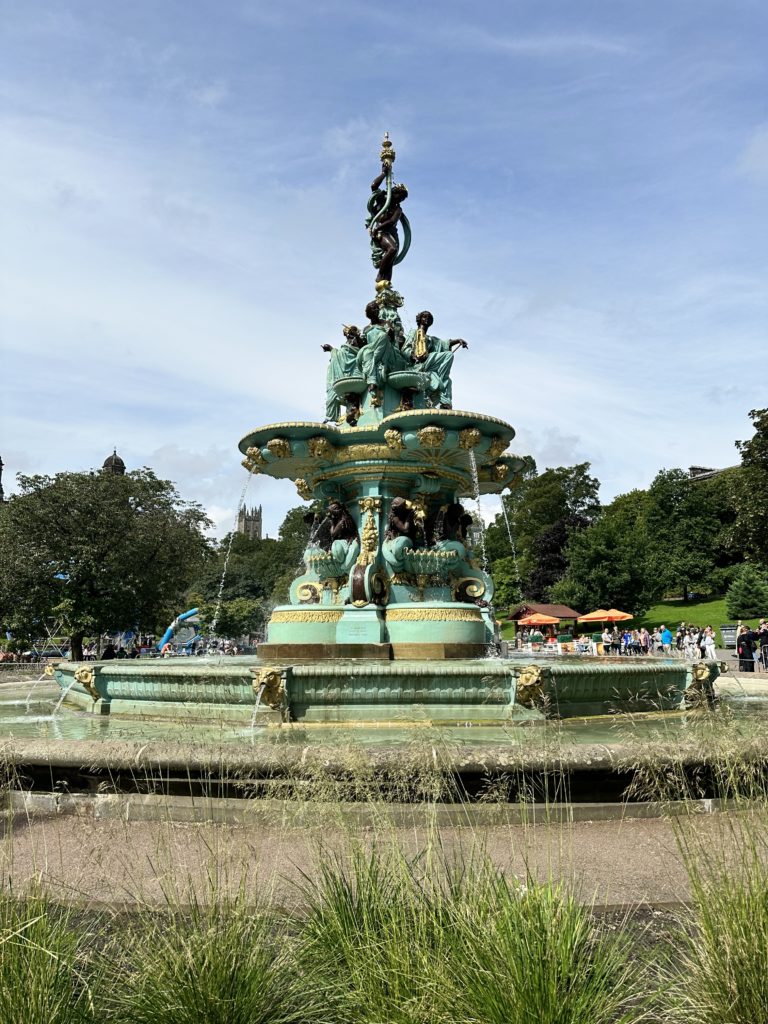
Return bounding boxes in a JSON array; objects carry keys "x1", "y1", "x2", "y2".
[{"x1": 156, "y1": 608, "x2": 200, "y2": 651}]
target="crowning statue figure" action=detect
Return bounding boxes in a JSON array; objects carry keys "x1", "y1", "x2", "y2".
[
  {"x1": 403, "y1": 311, "x2": 468, "y2": 409},
  {"x1": 366, "y1": 133, "x2": 411, "y2": 285},
  {"x1": 322, "y1": 325, "x2": 366, "y2": 422}
]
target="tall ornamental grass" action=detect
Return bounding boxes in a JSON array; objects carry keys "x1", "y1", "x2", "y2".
[
  {"x1": 0, "y1": 886, "x2": 97, "y2": 1024},
  {"x1": 298, "y1": 843, "x2": 653, "y2": 1024},
  {"x1": 663, "y1": 798, "x2": 768, "y2": 1024},
  {"x1": 105, "y1": 883, "x2": 323, "y2": 1024},
  {"x1": 447, "y1": 871, "x2": 653, "y2": 1024}
]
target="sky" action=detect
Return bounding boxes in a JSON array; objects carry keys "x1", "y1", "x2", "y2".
[{"x1": 1, "y1": 0, "x2": 767, "y2": 537}]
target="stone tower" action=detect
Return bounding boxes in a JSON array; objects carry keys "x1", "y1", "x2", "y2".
[{"x1": 237, "y1": 503, "x2": 263, "y2": 541}]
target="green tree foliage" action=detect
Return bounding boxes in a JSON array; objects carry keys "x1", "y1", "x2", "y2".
[
  {"x1": 0, "y1": 470, "x2": 212, "y2": 660},
  {"x1": 726, "y1": 563, "x2": 768, "y2": 619},
  {"x1": 191, "y1": 505, "x2": 313, "y2": 611},
  {"x1": 486, "y1": 460, "x2": 600, "y2": 604},
  {"x1": 552, "y1": 491, "x2": 657, "y2": 616},
  {"x1": 644, "y1": 468, "x2": 724, "y2": 601},
  {"x1": 198, "y1": 596, "x2": 266, "y2": 639},
  {"x1": 735, "y1": 408, "x2": 768, "y2": 564}
]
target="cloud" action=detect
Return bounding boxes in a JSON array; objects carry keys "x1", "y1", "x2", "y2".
[
  {"x1": 189, "y1": 80, "x2": 229, "y2": 108},
  {"x1": 442, "y1": 26, "x2": 632, "y2": 58},
  {"x1": 738, "y1": 123, "x2": 768, "y2": 183}
]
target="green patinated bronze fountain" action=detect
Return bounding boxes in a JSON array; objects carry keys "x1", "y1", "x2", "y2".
[{"x1": 52, "y1": 136, "x2": 721, "y2": 725}]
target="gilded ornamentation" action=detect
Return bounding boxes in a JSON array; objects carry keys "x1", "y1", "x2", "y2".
[
  {"x1": 43, "y1": 664, "x2": 55, "y2": 677},
  {"x1": 357, "y1": 496, "x2": 382, "y2": 567},
  {"x1": 487, "y1": 436, "x2": 508, "y2": 459},
  {"x1": 251, "y1": 667, "x2": 285, "y2": 711},
  {"x1": 384, "y1": 428, "x2": 404, "y2": 451},
  {"x1": 271, "y1": 609, "x2": 343, "y2": 623},
  {"x1": 684, "y1": 662, "x2": 716, "y2": 709},
  {"x1": 245, "y1": 446, "x2": 267, "y2": 465},
  {"x1": 308, "y1": 436, "x2": 334, "y2": 459},
  {"x1": 408, "y1": 494, "x2": 428, "y2": 524},
  {"x1": 516, "y1": 665, "x2": 545, "y2": 709},
  {"x1": 417, "y1": 426, "x2": 445, "y2": 449},
  {"x1": 386, "y1": 608, "x2": 481, "y2": 622},
  {"x1": 458, "y1": 427, "x2": 482, "y2": 450},
  {"x1": 452, "y1": 578, "x2": 486, "y2": 602},
  {"x1": 266, "y1": 437, "x2": 292, "y2": 459},
  {"x1": 296, "y1": 582, "x2": 322, "y2": 604},
  {"x1": 241, "y1": 458, "x2": 261, "y2": 475},
  {"x1": 294, "y1": 478, "x2": 313, "y2": 501},
  {"x1": 335, "y1": 444, "x2": 393, "y2": 463},
  {"x1": 491, "y1": 462, "x2": 508, "y2": 483},
  {"x1": 74, "y1": 665, "x2": 99, "y2": 701}
]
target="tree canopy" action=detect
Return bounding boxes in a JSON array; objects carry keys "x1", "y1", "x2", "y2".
[
  {"x1": 0, "y1": 469, "x2": 212, "y2": 660},
  {"x1": 735, "y1": 408, "x2": 768, "y2": 564},
  {"x1": 485, "y1": 460, "x2": 600, "y2": 602}
]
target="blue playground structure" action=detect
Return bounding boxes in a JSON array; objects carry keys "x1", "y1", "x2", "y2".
[{"x1": 156, "y1": 608, "x2": 201, "y2": 653}]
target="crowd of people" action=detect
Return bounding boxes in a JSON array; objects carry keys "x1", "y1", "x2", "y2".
[
  {"x1": 733, "y1": 620, "x2": 768, "y2": 673},
  {"x1": 516, "y1": 619, "x2": 768, "y2": 669}
]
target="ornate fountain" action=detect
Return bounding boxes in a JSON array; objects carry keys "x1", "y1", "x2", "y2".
[{"x1": 53, "y1": 136, "x2": 720, "y2": 725}]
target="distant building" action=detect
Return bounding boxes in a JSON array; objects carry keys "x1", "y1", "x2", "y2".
[
  {"x1": 237, "y1": 504, "x2": 263, "y2": 541},
  {"x1": 102, "y1": 449, "x2": 126, "y2": 475},
  {"x1": 688, "y1": 465, "x2": 738, "y2": 482}
]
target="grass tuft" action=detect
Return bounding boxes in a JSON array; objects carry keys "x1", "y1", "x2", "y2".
[
  {"x1": 105, "y1": 882, "x2": 322, "y2": 1024},
  {"x1": 0, "y1": 885, "x2": 97, "y2": 1024}
]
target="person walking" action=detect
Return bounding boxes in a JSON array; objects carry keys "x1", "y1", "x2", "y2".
[
  {"x1": 601, "y1": 627, "x2": 612, "y2": 655},
  {"x1": 640, "y1": 627, "x2": 650, "y2": 655},
  {"x1": 660, "y1": 625, "x2": 673, "y2": 654},
  {"x1": 702, "y1": 626, "x2": 717, "y2": 661},
  {"x1": 737, "y1": 625, "x2": 759, "y2": 673},
  {"x1": 683, "y1": 630, "x2": 696, "y2": 660},
  {"x1": 759, "y1": 620, "x2": 768, "y2": 672}
]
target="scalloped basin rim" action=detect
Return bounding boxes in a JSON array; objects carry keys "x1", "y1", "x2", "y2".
[{"x1": 238, "y1": 408, "x2": 516, "y2": 454}]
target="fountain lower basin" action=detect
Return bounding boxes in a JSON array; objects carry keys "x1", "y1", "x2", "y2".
[{"x1": 49, "y1": 655, "x2": 720, "y2": 725}]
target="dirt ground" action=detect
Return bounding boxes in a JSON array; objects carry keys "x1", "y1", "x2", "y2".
[{"x1": 0, "y1": 807, "x2": 732, "y2": 909}]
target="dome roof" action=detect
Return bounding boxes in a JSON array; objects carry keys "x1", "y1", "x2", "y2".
[{"x1": 102, "y1": 449, "x2": 126, "y2": 475}]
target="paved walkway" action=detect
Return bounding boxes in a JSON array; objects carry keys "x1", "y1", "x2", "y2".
[{"x1": 0, "y1": 801, "x2": 751, "y2": 909}]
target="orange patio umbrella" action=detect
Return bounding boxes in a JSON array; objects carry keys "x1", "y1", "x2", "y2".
[
  {"x1": 518, "y1": 612, "x2": 560, "y2": 626},
  {"x1": 577, "y1": 609, "x2": 611, "y2": 622},
  {"x1": 603, "y1": 608, "x2": 633, "y2": 622}
]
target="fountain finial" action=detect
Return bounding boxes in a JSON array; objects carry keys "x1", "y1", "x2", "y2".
[{"x1": 366, "y1": 132, "x2": 411, "y2": 285}]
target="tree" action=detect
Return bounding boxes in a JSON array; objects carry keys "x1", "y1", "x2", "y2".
[
  {"x1": 0, "y1": 470, "x2": 212, "y2": 660},
  {"x1": 190, "y1": 504, "x2": 313, "y2": 611},
  {"x1": 198, "y1": 597, "x2": 266, "y2": 640},
  {"x1": 726, "y1": 564, "x2": 768, "y2": 619},
  {"x1": 735, "y1": 408, "x2": 768, "y2": 564},
  {"x1": 552, "y1": 490, "x2": 657, "y2": 616},
  {"x1": 644, "y1": 469, "x2": 722, "y2": 601},
  {"x1": 486, "y1": 460, "x2": 600, "y2": 603}
]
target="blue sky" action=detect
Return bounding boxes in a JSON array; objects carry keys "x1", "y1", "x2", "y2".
[{"x1": 2, "y1": 1, "x2": 766, "y2": 536}]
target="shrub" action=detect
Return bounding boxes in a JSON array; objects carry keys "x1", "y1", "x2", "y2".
[{"x1": 726, "y1": 563, "x2": 768, "y2": 618}]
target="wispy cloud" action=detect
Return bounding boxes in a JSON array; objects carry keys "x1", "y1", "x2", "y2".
[
  {"x1": 189, "y1": 79, "x2": 229, "y2": 108},
  {"x1": 738, "y1": 123, "x2": 768, "y2": 183},
  {"x1": 442, "y1": 26, "x2": 633, "y2": 58}
]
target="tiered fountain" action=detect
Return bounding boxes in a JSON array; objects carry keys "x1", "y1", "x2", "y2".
[{"x1": 53, "y1": 136, "x2": 719, "y2": 726}]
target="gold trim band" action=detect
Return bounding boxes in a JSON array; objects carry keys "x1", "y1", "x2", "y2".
[
  {"x1": 386, "y1": 608, "x2": 481, "y2": 622},
  {"x1": 270, "y1": 610, "x2": 343, "y2": 623}
]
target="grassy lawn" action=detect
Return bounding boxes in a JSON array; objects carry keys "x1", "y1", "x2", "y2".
[
  {"x1": 637, "y1": 598, "x2": 760, "y2": 647},
  {"x1": 499, "y1": 597, "x2": 760, "y2": 647}
]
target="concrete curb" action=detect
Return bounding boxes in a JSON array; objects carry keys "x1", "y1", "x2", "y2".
[{"x1": 2, "y1": 790, "x2": 741, "y2": 827}]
